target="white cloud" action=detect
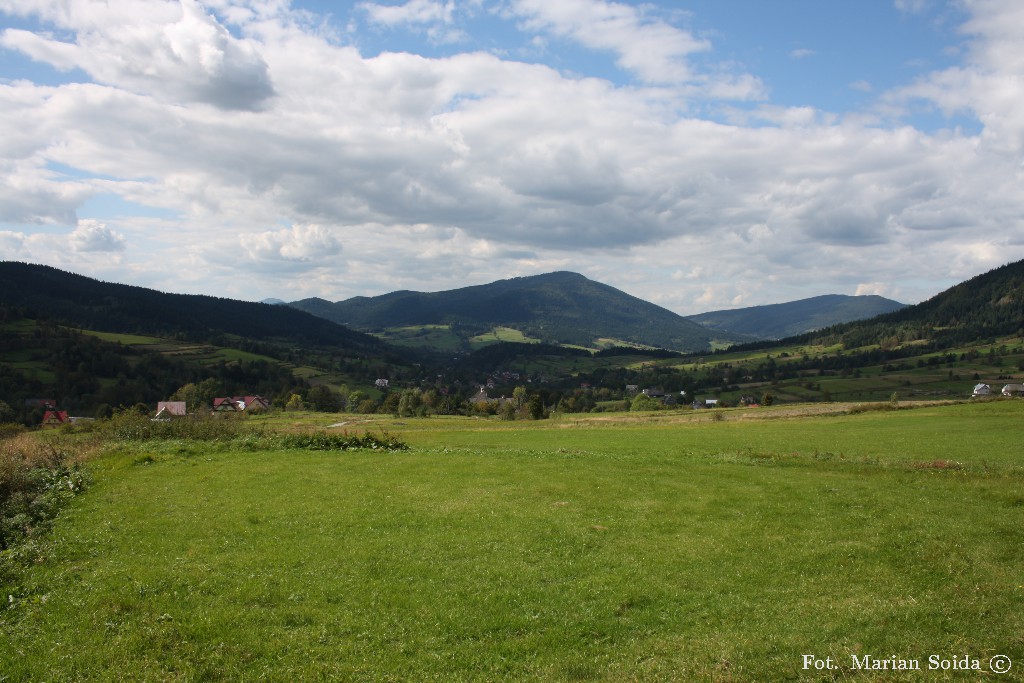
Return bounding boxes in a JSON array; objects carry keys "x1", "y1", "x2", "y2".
[
  {"x1": 0, "y1": 230, "x2": 26, "y2": 254},
  {"x1": 243, "y1": 223, "x2": 342, "y2": 263},
  {"x1": 889, "y1": 0, "x2": 1024, "y2": 150},
  {"x1": 894, "y1": 0, "x2": 929, "y2": 14},
  {"x1": 0, "y1": 0, "x2": 1021, "y2": 309},
  {"x1": 506, "y1": 0, "x2": 711, "y2": 85},
  {"x1": 69, "y1": 219, "x2": 126, "y2": 252},
  {"x1": 0, "y1": 0, "x2": 274, "y2": 110},
  {"x1": 790, "y1": 48, "x2": 815, "y2": 59},
  {"x1": 361, "y1": 0, "x2": 455, "y2": 27}
]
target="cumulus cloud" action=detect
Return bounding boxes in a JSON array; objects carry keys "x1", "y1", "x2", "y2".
[
  {"x1": 69, "y1": 219, "x2": 126, "y2": 252},
  {"x1": 243, "y1": 223, "x2": 342, "y2": 263},
  {"x1": 0, "y1": 0, "x2": 1021, "y2": 308},
  {"x1": 361, "y1": 0, "x2": 455, "y2": 27},
  {"x1": 889, "y1": 0, "x2": 1024, "y2": 150},
  {"x1": 0, "y1": 0, "x2": 274, "y2": 110},
  {"x1": 0, "y1": 230, "x2": 26, "y2": 253},
  {"x1": 506, "y1": 0, "x2": 711, "y2": 85}
]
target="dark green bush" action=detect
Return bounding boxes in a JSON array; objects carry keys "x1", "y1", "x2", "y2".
[{"x1": 277, "y1": 431, "x2": 408, "y2": 452}]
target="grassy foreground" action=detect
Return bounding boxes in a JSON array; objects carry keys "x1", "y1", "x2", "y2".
[{"x1": 3, "y1": 402, "x2": 1023, "y2": 681}]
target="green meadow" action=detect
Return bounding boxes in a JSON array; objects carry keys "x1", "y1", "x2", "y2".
[{"x1": 3, "y1": 401, "x2": 1023, "y2": 681}]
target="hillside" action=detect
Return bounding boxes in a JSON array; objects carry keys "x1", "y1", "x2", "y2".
[
  {"x1": 0, "y1": 262, "x2": 419, "y2": 417},
  {"x1": 0, "y1": 262, "x2": 386, "y2": 354},
  {"x1": 687, "y1": 294, "x2": 907, "y2": 339},
  {"x1": 807, "y1": 259, "x2": 1024, "y2": 349},
  {"x1": 290, "y1": 271, "x2": 740, "y2": 352}
]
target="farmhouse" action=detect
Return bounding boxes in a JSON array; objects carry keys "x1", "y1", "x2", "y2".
[
  {"x1": 1002, "y1": 383, "x2": 1024, "y2": 397},
  {"x1": 972, "y1": 383, "x2": 992, "y2": 397},
  {"x1": 468, "y1": 387, "x2": 492, "y2": 404},
  {"x1": 154, "y1": 401, "x2": 187, "y2": 420},
  {"x1": 41, "y1": 410, "x2": 69, "y2": 428},
  {"x1": 212, "y1": 396, "x2": 271, "y2": 412}
]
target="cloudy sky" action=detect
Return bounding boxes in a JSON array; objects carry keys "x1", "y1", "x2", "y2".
[{"x1": 1, "y1": 0, "x2": 1022, "y2": 314}]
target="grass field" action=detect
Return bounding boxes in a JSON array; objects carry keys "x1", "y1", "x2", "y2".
[
  {"x1": 2, "y1": 401, "x2": 1023, "y2": 681},
  {"x1": 469, "y1": 326, "x2": 543, "y2": 347}
]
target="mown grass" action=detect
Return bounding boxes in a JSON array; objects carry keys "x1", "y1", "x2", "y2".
[
  {"x1": 2, "y1": 401, "x2": 1023, "y2": 681},
  {"x1": 469, "y1": 326, "x2": 543, "y2": 347}
]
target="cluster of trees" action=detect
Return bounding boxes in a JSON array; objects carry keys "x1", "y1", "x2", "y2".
[{"x1": 0, "y1": 320, "x2": 309, "y2": 424}]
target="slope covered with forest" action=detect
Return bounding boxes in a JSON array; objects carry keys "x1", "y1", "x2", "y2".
[
  {"x1": 0, "y1": 262, "x2": 386, "y2": 353},
  {"x1": 687, "y1": 294, "x2": 906, "y2": 339},
  {"x1": 291, "y1": 271, "x2": 741, "y2": 352},
  {"x1": 810, "y1": 259, "x2": 1024, "y2": 349}
]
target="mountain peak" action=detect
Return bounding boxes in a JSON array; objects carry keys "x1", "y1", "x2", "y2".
[{"x1": 290, "y1": 270, "x2": 727, "y2": 351}]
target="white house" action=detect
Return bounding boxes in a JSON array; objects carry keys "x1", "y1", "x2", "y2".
[
  {"x1": 1002, "y1": 383, "x2": 1024, "y2": 397},
  {"x1": 972, "y1": 383, "x2": 992, "y2": 397}
]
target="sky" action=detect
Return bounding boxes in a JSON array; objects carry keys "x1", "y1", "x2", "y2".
[{"x1": 1, "y1": 0, "x2": 1022, "y2": 315}]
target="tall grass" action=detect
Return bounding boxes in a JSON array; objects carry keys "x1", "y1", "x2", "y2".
[
  {"x1": 96, "y1": 411, "x2": 407, "y2": 452},
  {"x1": 0, "y1": 433, "x2": 90, "y2": 601}
]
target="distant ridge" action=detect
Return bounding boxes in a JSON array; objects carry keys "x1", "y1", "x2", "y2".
[
  {"x1": 687, "y1": 294, "x2": 907, "y2": 340},
  {"x1": 0, "y1": 261, "x2": 386, "y2": 353},
  {"x1": 291, "y1": 271, "x2": 740, "y2": 352},
  {"x1": 813, "y1": 259, "x2": 1024, "y2": 347}
]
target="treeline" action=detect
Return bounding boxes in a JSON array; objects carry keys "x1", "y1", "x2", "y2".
[
  {"x1": 726, "y1": 260, "x2": 1024, "y2": 355},
  {"x1": 0, "y1": 262, "x2": 391, "y2": 353},
  {"x1": 0, "y1": 321, "x2": 305, "y2": 423}
]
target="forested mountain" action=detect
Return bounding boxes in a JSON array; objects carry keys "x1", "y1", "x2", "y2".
[
  {"x1": 291, "y1": 271, "x2": 741, "y2": 352},
  {"x1": 687, "y1": 294, "x2": 906, "y2": 339},
  {"x1": 0, "y1": 262, "x2": 418, "y2": 419},
  {"x1": 757, "y1": 259, "x2": 1024, "y2": 351},
  {"x1": 0, "y1": 262, "x2": 386, "y2": 353}
]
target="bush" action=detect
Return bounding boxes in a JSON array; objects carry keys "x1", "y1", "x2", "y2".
[
  {"x1": 0, "y1": 423, "x2": 26, "y2": 440},
  {"x1": 276, "y1": 431, "x2": 408, "y2": 452},
  {"x1": 101, "y1": 410, "x2": 249, "y2": 443},
  {"x1": 1, "y1": 435, "x2": 89, "y2": 552}
]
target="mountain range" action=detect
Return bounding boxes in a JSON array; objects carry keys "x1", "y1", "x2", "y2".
[
  {"x1": 0, "y1": 261, "x2": 387, "y2": 355},
  {"x1": 686, "y1": 294, "x2": 906, "y2": 340},
  {"x1": 3, "y1": 258, "x2": 1023, "y2": 416},
  {"x1": 290, "y1": 272, "x2": 905, "y2": 351}
]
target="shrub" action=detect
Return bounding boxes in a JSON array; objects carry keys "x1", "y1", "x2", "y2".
[
  {"x1": 277, "y1": 431, "x2": 408, "y2": 452},
  {"x1": 0, "y1": 435, "x2": 89, "y2": 552},
  {"x1": 0, "y1": 423, "x2": 26, "y2": 440},
  {"x1": 100, "y1": 410, "x2": 249, "y2": 443}
]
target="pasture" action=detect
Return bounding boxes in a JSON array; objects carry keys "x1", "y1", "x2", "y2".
[{"x1": 2, "y1": 401, "x2": 1023, "y2": 681}]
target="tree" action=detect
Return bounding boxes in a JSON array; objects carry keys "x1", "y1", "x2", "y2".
[
  {"x1": 306, "y1": 385, "x2": 342, "y2": 412},
  {"x1": 382, "y1": 392, "x2": 401, "y2": 416},
  {"x1": 285, "y1": 393, "x2": 305, "y2": 412},
  {"x1": 761, "y1": 392, "x2": 775, "y2": 407},
  {"x1": 171, "y1": 378, "x2": 221, "y2": 412},
  {"x1": 348, "y1": 391, "x2": 368, "y2": 412},
  {"x1": 398, "y1": 389, "x2": 423, "y2": 417},
  {"x1": 527, "y1": 395, "x2": 545, "y2": 420},
  {"x1": 630, "y1": 393, "x2": 660, "y2": 412},
  {"x1": 512, "y1": 386, "x2": 529, "y2": 410}
]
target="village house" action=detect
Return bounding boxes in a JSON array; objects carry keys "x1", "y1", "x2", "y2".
[
  {"x1": 41, "y1": 410, "x2": 70, "y2": 428},
  {"x1": 972, "y1": 383, "x2": 992, "y2": 397},
  {"x1": 154, "y1": 401, "x2": 187, "y2": 420},
  {"x1": 212, "y1": 396, "x2": 271, "y2": 412},
  {"x1": 1002, "y1": 383, "x2": 1024, "y2": 397}
]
